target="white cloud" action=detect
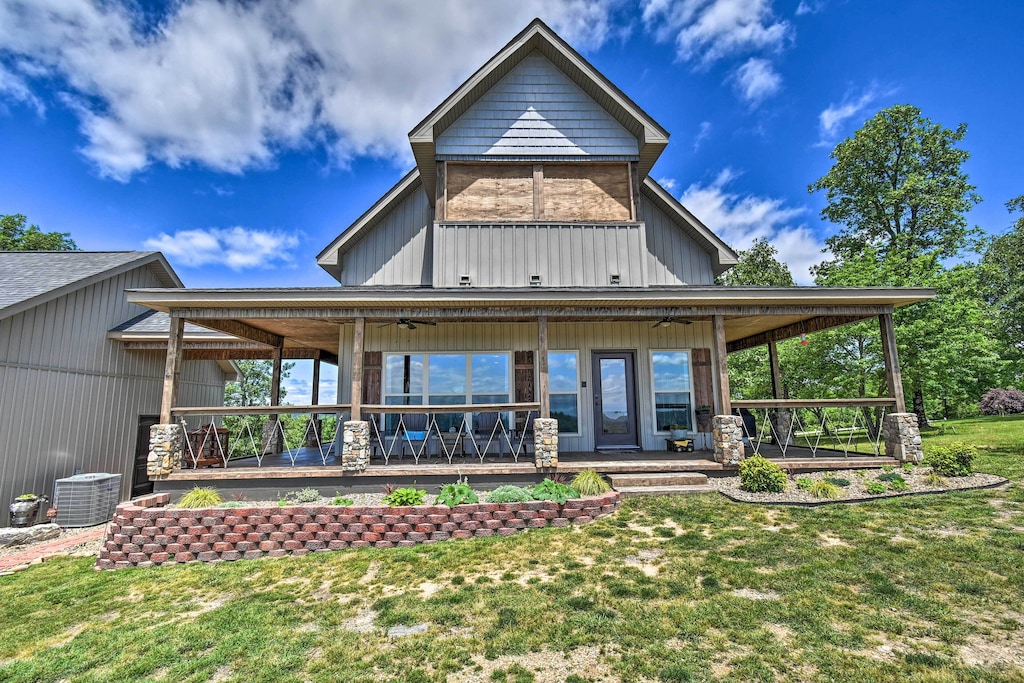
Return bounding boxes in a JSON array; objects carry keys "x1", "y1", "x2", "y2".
[
  {"x1": 642, "y1": 0, "x2": 791, "y2": 66},
  {"x1": 0, "y1": 62, "x2": 44, "y2": 115},
  {"x1": 817, "y1": 82, "x2": 893, "y2": 144},
  {"x1": 657, "y1": 177, "x2": 679, "y2": 192},
  {"x1": 144, "y1": 226, "x2": 299, "y2": 270},
  {"x1": 733, "y1": 57, "x2": 781, "y2": 104},
  {"x1": 693, "y1": 120, "x2": 712, "y2": 150},
  {"x1": 676, "y1": 168, "x2": 825, "y2": 283},
  {"x1": 795, "y1": 1, "x2": 825, "y2": 15},
  {"x1": 0, "y1": 0, "x2": 623, "y2": 180}
]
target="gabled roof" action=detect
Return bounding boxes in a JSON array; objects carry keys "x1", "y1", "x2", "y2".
[
  {"x1": 408, "y1": 18, "x2": 669, "y2": 198},
  {"x1": 0, "y1": 251, "x2": 182, "y2": 321},
  {"x1": 640, "y1": 178, "x2": 739, "y2": 276},
  {"x1": 108, "y1": 310, "x2": 239, "y2": 340},
  {"x1": 316, "y1": 169, "x2": 421, "y2": 277}
]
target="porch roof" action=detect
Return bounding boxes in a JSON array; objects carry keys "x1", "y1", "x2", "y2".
[{"x1": 126, "y1": 285, "x2": 933, "y2": 354}]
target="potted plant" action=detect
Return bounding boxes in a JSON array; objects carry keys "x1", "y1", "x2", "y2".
[
  {"x1": 667, "y1": 424, "x2": 688, "y2": 440},
  {"x1": 9, "y1": 493, "x2": 48, "y2": 528}
]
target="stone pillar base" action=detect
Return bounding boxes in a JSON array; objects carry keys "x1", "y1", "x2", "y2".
[
  {"x1": 770, "y1": 409, "x2": 793, "y2": 447},
  {"x1": 148, "y1": 423, "x2": 183, "y2": 478},
  {"x1": 712, "y1": 415, "x2": 745, "y2": 464},
  {"x1": 342, "y1": 420, "x2": 370, "y2": 472},
  {"x1": 534, "y1": 418, "x2": 558, "y2": 468},
  {"x1": 262, "y1": 419, "x2": 283, "y2": 455},
  {"x1": 883, "y1": 413, "x2": 923, "y2": 463},
  {"x1": 305, "y1": 418, "x2": 323, "y2": 448}
]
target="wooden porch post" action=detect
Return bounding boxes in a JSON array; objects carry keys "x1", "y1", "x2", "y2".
[
  {"x1": 351, "y1": 317, "x2": 365, "y2": 421},
  {"x1": 879, "y1": 311, "x2": 907, "y2": 413},
  {"x1": 768, "y1": 340, "x2": 783, "y2": 399},
  {"x1": 538, "y1": 315, "x2": 550, "y2": 419},
  {"x1": 159, "y1": 313, "x2": 185, "y2": 423},
  {"x1": 270, "y1": 345, "x2": 283, "y2": 407},
  {"x1": 712, "y1": 315, "x2": 731, "y2": 415},
  {"x1": 311, "y1": 351, "x2": 321, "y2": 406}
]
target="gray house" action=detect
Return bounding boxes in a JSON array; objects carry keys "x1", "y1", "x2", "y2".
[{"x1": 0, "y1": 251, "x2": 234, "y2": 522}]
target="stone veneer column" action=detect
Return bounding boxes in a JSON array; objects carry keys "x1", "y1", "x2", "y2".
[
  {"x1": 712, "y1": 415, "x2": 745, "y2": 464},
  {"x1": 342, "y1": 420, "x2": 370, "y2": 472},
  {"x1": 770, "y1": 409, "x2": 793, "y2": 447},
  {"x1": 533, "y1": 418, "x2": 558, "y2": 468},
  {"x1": 882, "y1": 413, "x2": 924, "y2": 463},
  {"x1": 148, "y1": 423, "x2": 183, "y2": 477}
]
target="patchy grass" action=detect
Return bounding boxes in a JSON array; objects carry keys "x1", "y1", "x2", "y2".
[{"x1": 0, "y1": 416, "x2": 1022, "y2": 682}]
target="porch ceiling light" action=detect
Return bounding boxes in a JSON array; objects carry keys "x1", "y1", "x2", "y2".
[{"x1": 652, "y1": 316, "x2": 692, "y2": 329}]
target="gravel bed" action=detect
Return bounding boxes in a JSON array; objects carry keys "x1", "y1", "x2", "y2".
[
  {"x1": 169, "y1": 489, "x2": 492, "y2": 509},
  {"x1": 707, "y1": 468, "x2": 1008, "y2": 505},
  {"x1": 0, "y1": 524, "x2": 107, "y2": 559}
]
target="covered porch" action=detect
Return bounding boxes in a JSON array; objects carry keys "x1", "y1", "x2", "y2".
[{"x1": 127, "y1": 285, "x2": 931, "y2": 487}]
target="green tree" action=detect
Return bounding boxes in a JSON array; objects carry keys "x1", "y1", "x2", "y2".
[
  {"x1": 716, "y1": 237, "x2": 798, "y2": 287},
  {"x1": 1, "y1": 214, "x2": 77, "y2": 251},
  {"x1": 224, "y1": 360, "x2": 295, "y2": 456},
  {"x1": 980, "y1": 196, "x2": 1024, "y2": 382},
  {"x1": 809, "y1": 104, "x2": 987, "y2": 425}
]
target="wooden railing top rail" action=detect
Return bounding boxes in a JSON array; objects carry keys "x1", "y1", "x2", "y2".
[
  {"x1": 362, "y1": 403, "x2": 541, "y2": 414},
  {"x1": 731, "y1": 398, "x2": 897, "y2": 409},
  {"x1": 172, "y1": 404, "x2": 352, "y2": 417}
]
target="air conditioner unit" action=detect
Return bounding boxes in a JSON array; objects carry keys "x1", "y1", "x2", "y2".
[{"x1": 53, "y1": 473, "x2": 122, "y2": 527}]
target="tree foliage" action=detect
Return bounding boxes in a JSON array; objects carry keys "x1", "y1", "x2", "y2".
[
  {"x1": 1, "y1": 214, "x2": 77, "y2": 251},
  {"x1": 980, "y1": 196, "x2": 1024, "y2": 378},
  {"x1": 716, "y1": 237, "x2": 797, "y2": 287}
]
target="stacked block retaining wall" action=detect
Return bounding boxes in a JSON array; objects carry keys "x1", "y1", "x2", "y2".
[{"x1": 96, "y1": 491, "x2": 620, "y2": 570}]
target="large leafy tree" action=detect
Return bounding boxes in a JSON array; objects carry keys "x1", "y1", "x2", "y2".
[
  {"x1": 809, "y1": 104, "x2": 987, "y2": 425},
  {"x1": 980, "y1": 196, "x2": 1024, "y2": 381},
  {"x1": 224, "y1": 360, "x2": 295, "y2": 454},
  {"x1": 1, "y1": 213, "x2": 77, "y2": 251}
]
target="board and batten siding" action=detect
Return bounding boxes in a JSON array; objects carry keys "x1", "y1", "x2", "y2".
[
  {"x1": 436, "y1": 52, "x2": 639, "y2": 157},
  {"x1": 336, "y1": 321, "x2": 714, "y2": 452},
  {"x1": 640, "y1": 193, "x2": 716, "y2": 285},
  {"x1": 337, "y1": 188, "x2": 433, "y2": 286},
  {"x1": 0, "y1": 265, "x2": 226, "y2": 521},
  {"x1": 433, "y1": 222, "x2": 647, "y2": 288}
]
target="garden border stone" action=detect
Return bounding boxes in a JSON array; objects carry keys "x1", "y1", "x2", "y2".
[{"x1": 714, "y1": 476, "x2": 1009, "y2": 507}]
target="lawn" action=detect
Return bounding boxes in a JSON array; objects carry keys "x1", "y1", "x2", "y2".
[{"x1": 1, "y1": 416, "x2": 1022, "y2": 682}]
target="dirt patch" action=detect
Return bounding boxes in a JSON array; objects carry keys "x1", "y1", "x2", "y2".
[
  {"x1": 210, "y1": 665, "x2": 232, "y2": 682},
  {"x1": 731, "y1": 588, "x2": 780, "y2": 601},
  {"x1": 448, "y1": 645, "x2": 620, "y2": 683},
  {"x1": 339, "y1": 608, "x2": 377, "y2": 633},
  {"x1": 359, "y1": 560, "x2": 381, "y2": 585},
  {"x1": 818, "y1": 534, "x2": 851, "y2": 548},
  {"x1": 624, "y1": 548, "x2": 665, "y2": 577}
]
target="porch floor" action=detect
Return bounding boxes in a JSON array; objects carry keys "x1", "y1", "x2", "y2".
[{"x1": 164, "y1": 444, "x2": 897, "y2": 481}]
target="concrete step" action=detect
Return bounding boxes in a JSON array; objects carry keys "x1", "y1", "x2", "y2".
[
  {"x1": 608, "y1": 472, "x2": 709, "y2": 487},
  {"x1": 615, "y1": 485, "x2": 717, "y2": 498}
]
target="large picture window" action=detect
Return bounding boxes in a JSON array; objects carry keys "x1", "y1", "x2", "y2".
[
  {"x1": 651, "y1": 351, "x2": 692, "y2": 432},
  {"x1": 549, "y1": 351, "x2": 579, "y2": 434},
  {"x1": 384, "y1": 353, "x2": 510, "y2": 432}
]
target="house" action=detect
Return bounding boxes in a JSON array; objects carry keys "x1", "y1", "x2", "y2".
[
  {"x1": 0, "y1": 251, "x2": 235, "y2": 522},
  {"x1": 125, "y1": 20, "x2": 932, "y2": 496}
]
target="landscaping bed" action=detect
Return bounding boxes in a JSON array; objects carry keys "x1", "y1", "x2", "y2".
[{"x1": 708, "y1": 466, "x2": 1008, "y2": 505}]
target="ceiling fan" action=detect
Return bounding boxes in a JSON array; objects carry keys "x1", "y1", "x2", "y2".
[
  {"x1": 378, "y1": 318, "x2": 438, "y2": 330},
  {"x1": 652, "y1": 316, "x2": 693, "y2": 329}
]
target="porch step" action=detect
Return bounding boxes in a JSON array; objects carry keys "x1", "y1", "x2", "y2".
[
  {"x1": 608, "y1": 472, "x2": 709, "y2": 488},
  {"x1": 615, "y1": 484, "x2": 717, "y2": 498}
]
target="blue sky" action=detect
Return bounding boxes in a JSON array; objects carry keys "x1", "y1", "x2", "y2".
[{"x1": 2, "y1": 0, "x2": 1022, "y2": 403}]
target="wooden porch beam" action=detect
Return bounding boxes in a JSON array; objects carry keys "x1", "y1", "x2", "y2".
[
  {"x1": 121, "y1": 341, "x2": 337, "y2": 364},
  {"x1": 160, "y1": 314, "x2": 185, "y2": 423},
  {"x1": 184, "y1": 318, "x2": 284, "y2": 348},
  {"x1": 726, "y1": 314, "x2": 870, "y2": 353},
  {"x1": 538, "y1": 315, "x2": 550, "y2": 419},
  {"x1": 878, "y1": 311, "x2": 907, "y2": 413},
  {"x1": 351, "y1": 317, "x2": 365, "y2": 421},
  {"x1": 712, "y1": 314, "x2": 731, "y2": 416}
]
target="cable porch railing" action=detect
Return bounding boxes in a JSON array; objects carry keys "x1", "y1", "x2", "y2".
[{"x1": 730, "y1": 398, "x2": 897, "y2": 458}]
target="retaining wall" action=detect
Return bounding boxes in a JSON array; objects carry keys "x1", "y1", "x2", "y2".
[{"x1": 95, "y1": 491, "x2": 621, "y2": 570}]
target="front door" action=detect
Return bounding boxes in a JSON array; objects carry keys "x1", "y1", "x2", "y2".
[
  {"x1": 592, "y1": 351, "x2": 639, "y2": 449},
  {"x1": 132, "y1": 415, "x2": 159, "y2": 497}
]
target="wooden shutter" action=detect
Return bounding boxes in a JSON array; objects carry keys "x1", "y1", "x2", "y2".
[
  {"x1": 514, "y1": 351, "x2": 535, "y2": 433},
  {"x1": 543, "y1": 164, "x2": 631, "y2": 221},
  {"x1": 362, "y1": 351, "x2": 382, "y2": 404},
  {"x1": 447, "y1": 164, "x2": 534, "y2": 221},
  {"x1": 692, "y1": 348, "x2": 713, "y2": 432}
]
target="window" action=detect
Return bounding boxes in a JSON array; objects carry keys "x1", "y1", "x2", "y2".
[
  {"x1": 652, "y1": 351, "x2": 692, "y2": 431},
  {"x1": 549, "y1": 351, "x2": 579, "y2": 434},
  {"x1": 383, "y1": 353, "x2": 510, "y2": 432}
]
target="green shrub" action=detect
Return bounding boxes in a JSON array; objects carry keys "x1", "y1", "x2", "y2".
[
  {"x1": 796, "y1": 477, "x2": 814, "y2": 491},
  {"x1": 436, "y1": 478, "x2": 479, "y2": 507},
  {"x1": 924, "y1": 471, "x2": 946, "y2": 487},
  {"x1": 826, "y1": 477, "x2": 851, "y2": 488},
  {"x1": 283, "y1": 487, "x2": 321, "y2": 504},
  {"x1": 571, "y1": 470, "x2": 611, "y2": 496},
  {"x1": 902, "y1": 462, "x2": 915, "y2": 473},
  {"x1": 887, "y1": 476, "x2": 909, "y2": 492},
  {"x1": 486, "y1": 485, "x2": 535, "y2": 503},
  {"x1": 531, "y1": 479, "x2": 580, "y2": 504},
  {"x1": 808, "y1": 480, "x2": 842, "y2": 499},
  {"x1": 866, "y1": 481, "x2": 887, "y2": 495},
  {"x1": 878, "y1": 472, "x2": 902, "y2": 482},
  {"x1": 737, "y1": 454, "x2": 786, "y2": 493},
  {"x1": 216, "y1": 501, "x2": 247, "y2": 508},
  {"x1": 881, "y1": 465, "x2": 895, "y2": 473},
  {"x1": 331, "y1": 495, "x2": 354, "y2": 506},
  {"x1": 382, "y1": 487, "x2": 427, "y2": 506},
  {"x1": 924, "y1": 442, "x2": 976, "y2": 477},
  {"x1": 178, "y1": 486, "x2": 222, "y2": 508}
]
